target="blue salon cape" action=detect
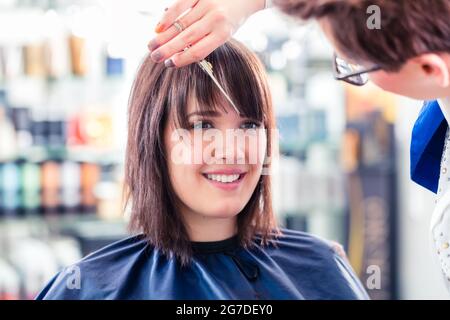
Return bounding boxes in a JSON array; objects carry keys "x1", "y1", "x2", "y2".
[
  {"x1": 410, "y1": 100, "x2": 447, "y2": 193},
  {"x1": 36, "y1": 228, "x2": 369, "y2": 300}
]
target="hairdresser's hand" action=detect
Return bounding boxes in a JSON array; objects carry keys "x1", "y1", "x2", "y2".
[{"x1": 148, "y1": 0, "x2": 266, "y2": 67}]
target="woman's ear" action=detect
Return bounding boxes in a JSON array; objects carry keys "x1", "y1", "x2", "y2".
[{"x1": 413, "y1": 53, "x2": 450, "y2": 88}]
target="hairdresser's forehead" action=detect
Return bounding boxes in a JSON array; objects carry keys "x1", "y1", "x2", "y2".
[
  {"x1": 319, "y1": 20, "x2": 347, "y2": 57},
  {"x1": 319, "y1": 19, "x2": 370, "y2": 66}
]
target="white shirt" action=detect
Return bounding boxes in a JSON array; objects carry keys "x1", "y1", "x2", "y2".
[{"x1": 431, "y1": 97, "x2": 450, "y2": 292}]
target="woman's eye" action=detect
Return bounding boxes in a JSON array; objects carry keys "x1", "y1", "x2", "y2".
[
  {"x1": 191, "y1": 121, "x2": 213, "y2": 130},
  {"x1": 241, "y1": 121, "x2": 260, "y2": 130}
]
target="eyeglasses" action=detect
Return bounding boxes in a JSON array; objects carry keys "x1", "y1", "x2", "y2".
[{"x1": 333, "y1": 53, "x2": 382, "y2": 86}]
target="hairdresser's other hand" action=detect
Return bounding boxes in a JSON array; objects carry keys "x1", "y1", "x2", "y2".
[{"x1": 148, "y1": 0, "x2": 265, "y2": 68}]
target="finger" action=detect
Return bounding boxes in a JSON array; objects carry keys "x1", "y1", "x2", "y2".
[
  {"x1": 164, "y1": 33, "x2": 227, "y2": 68},
  {"x1": 148, "y1": 0, "x2": 210, "y2": 53},
  {"x1": 150, "y1": 14, "x2": 216, "y2": 63},
  {"x1": 155, "y1": 0, "x2": 200, "y2": 33}
]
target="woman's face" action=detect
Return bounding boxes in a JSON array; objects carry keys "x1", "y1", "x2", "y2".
[{"x1": 164, "y1": 98, "x2": 267, "y2": 227}]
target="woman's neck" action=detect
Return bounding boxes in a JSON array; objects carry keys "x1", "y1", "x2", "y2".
[{"x1": 182, "y1": 209, "x2": 238, "y2": 242}]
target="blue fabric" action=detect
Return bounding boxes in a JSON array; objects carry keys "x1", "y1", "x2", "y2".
[
  {"x1": 410, "y1": 100, "x2": 448, "y2": 193},
  {"x1": 35, "y1": 228, "x2": 369, "y2": 300}
]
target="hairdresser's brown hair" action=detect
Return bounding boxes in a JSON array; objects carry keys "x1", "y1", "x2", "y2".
[
  {"x1": 125, "y1": 39, "x2": 278, "y2": 266},
  {"x1": 275, "y1": 0, "x2": 450, "y2": 71}
]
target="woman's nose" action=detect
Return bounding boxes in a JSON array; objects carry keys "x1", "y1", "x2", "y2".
[{"x1": 212, "y1": 132, "x2": 246, "y2": 164}]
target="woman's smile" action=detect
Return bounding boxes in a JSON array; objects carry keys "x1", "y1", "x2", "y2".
[{"x1": 202, "y1": 169, "x2": 248, "y2": 191}]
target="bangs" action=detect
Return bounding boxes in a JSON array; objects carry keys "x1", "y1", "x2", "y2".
[{"x1": 163, "y1": 40, "x2": 269, "y2": 129}]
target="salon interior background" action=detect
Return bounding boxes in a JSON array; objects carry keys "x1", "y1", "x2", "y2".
[{"x1": 0, "y1": 0, "x2": 448, "y2": 300}]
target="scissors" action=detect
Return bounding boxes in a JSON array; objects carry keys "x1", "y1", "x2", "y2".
[
  {"x1": 179, "y1": 46, "x2": 240, "y2": 115},
  {"x1": 196, "y1": 58, "x2": 240, "y2": 116},
  {"x1": 162, "y1": 40, "x2": 240, "y2": 115}
]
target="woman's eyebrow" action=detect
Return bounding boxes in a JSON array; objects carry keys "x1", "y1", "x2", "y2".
[
  {"x1": 240, "y1": 116, "x2": 259, "y2": 121},
  {"x1": 187, "y1": 110, "x2": 220, "y2": 118}
]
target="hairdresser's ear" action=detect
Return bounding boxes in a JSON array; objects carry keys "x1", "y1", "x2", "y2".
[{"x1": 412, "y1": 53, "x2": 450, "y2": 88}]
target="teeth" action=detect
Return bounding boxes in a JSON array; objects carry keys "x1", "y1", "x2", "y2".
[{"x1": 206, "y1": 174, "x2": 240, "y2": 183}]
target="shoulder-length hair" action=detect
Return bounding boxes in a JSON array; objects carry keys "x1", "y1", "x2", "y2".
[{"x1": 125, "y1": 39, "x2": 279, "y2": 265}]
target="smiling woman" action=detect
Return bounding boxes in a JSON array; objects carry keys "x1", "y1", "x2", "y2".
[
  {"x1": 35, "y1": 39, "x2": 369, "y2": 300},
  {"x1": 126, "y1": 39, "x2": 278, "y2": 265}
]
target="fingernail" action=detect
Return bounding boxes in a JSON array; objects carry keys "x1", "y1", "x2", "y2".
[
  {"x1": 164, "y1": 59, "x2": 175, "y2": 68},
  {"x1": 155, "y1": 23, "x2": 164, "y2": 33},
  {"x1": 147, "y1": 39, "x2": 159, "y2": 52},
  {"x1": 151, "y1": 51, "x2": 163, "y2": 62}
]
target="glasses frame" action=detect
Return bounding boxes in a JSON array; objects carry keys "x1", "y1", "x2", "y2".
[{"x1": 332, "y1": 53, "x2": 382, "y2": 86}]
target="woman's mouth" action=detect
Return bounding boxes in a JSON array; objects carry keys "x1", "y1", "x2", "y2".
[{"x1": 202, "y1": 172, "x2": 246, "y2": 190}]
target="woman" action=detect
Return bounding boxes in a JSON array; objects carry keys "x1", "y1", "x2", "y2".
[{"x1": 36, "y1": 39, "x2": 368, "y2": 300}]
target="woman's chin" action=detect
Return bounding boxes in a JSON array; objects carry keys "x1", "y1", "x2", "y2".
[{"x1": 201, "y1": 204, "x2": 246, "y2": 219}]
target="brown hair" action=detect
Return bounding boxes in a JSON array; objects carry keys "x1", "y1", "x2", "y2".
[
  {"x1": 275, "y1": 0, "x2": 450, "y2": 71},
  {"x1": 124, "y1": 39, "x2": 279, "y2": 266}
]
